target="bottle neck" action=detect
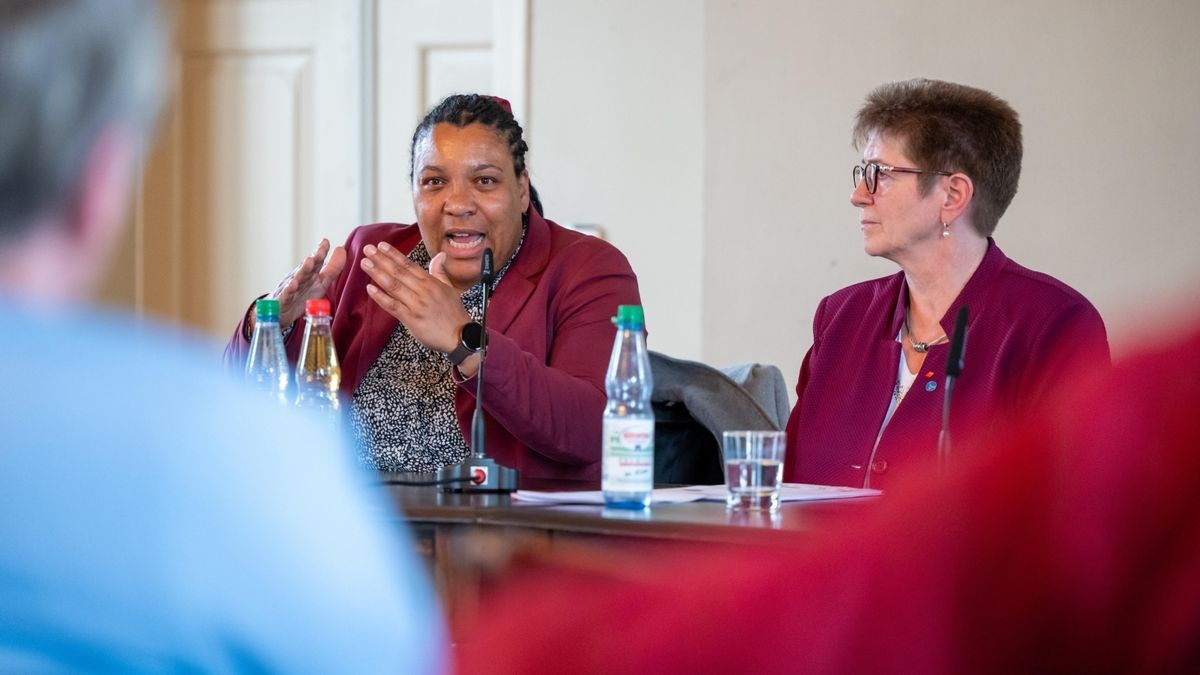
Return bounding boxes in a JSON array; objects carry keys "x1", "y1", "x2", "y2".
[{"x1": 619, "y1": 324, "x2": 645, "y2": 349}]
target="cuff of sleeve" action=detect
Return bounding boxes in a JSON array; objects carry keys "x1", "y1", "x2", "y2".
[
  {"x1": 450, "y1": 363, "x2": 475, "y2": 386},
  {"x1": 241, "y1": 295, "x2": 267, "y2": 343},
  {"x1": 243, "y1": 294, "x2": 299, "y2": 343}
]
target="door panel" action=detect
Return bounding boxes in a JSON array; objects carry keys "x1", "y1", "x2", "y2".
[
  {"x1": 374, "y1": 0, "x2": 528, "y2": 223},
  {"x1": 136, "y1": 0, "x2": 362, "y2": 338}
]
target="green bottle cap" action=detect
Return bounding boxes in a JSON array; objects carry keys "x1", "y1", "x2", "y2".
[
  {"x1": 255, "y1": 298, "x2": 280, "y2": 320},
  {"x1": 612, "y1": 304, "x2": 644, "y2": 326}
]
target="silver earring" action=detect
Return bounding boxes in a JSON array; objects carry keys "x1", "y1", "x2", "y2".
[{"x1": 941, "y1": 222, "x2": 951, "y2": 238}]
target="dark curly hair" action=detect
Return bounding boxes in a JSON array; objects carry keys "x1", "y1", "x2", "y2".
[{"x1": 409, "y1": 93, "x2": 542, "y2": 216}]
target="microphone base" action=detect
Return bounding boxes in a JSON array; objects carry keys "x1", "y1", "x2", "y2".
[{"x1": 437, "y1": 457, "x2": 519, "y2": 493}]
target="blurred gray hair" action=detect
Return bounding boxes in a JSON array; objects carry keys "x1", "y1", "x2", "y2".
[{"x1": 0, "y1": 0, "x2": 168, "y2": 240}]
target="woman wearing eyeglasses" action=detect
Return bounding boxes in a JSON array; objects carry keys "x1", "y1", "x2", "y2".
[{"x1": 783, "y1": 79, "x2": 1108, "y2": 490}]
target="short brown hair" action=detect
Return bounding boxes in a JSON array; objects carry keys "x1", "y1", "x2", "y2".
[{"x1": 852, "y1": 79, "x2": 1022, "y2": 237}]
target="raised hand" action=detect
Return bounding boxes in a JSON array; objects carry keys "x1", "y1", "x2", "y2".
[
  {"x1": 269, "y1": 239, "x2": 347, "y2": 327},
  {"x1": 360, "y1": 243, "x2": 472, "y2": 356}
]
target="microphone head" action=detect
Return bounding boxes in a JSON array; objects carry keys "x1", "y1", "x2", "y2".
[
  {"x1": 946, "y1": 306, "x2": 969, "y2": 377},
  {"x1": 480, "y1": 248, "x2": 494, "y2": 285}
]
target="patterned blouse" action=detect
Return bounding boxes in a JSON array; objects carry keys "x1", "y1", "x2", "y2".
[{"x1": 349, "y1": 232, "x2": 523, "y2": 472}]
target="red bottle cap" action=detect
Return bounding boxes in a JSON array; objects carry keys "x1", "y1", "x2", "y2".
[{"x1": 305, "y1": 298, "x2": 331, "y2": 317}]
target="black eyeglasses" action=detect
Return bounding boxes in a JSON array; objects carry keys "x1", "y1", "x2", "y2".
[{"x1": 852, "y1": 162, "x2": 952, "y2": 194}]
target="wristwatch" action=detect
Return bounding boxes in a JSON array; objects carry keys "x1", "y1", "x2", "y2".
[{"x1": 447, "y1": 321, "x2": 485, "y2": 366}]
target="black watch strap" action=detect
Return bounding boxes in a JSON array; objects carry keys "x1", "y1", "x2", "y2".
[{"x1": 448, "y1": 321, "x2": 485, "y2": 366}]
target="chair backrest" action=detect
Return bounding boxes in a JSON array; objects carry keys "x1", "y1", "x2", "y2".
[
  {"x1": 652, "y1": 398, "x2": 725, "y2": 485},
  {"x1": 649, "y1": 351, "x2": 788, "y2": 485}
]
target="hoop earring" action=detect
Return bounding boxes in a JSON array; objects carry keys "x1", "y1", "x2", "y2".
[{"x1": 941, "y1": 222, "x2": 951, "y2": 238}]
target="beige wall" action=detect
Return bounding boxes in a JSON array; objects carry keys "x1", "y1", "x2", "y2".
[
  {"x1": 701, "y1": 0, "x2": 1200, "y2": 395},
  {"x1": 530, "y1": 0, "x2": 1200, "y2": 396},
  {"x1": 529, "y1": 0, "x2": 706, "y2": 360}
]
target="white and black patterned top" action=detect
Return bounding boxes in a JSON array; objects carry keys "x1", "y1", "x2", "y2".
[{"x1": 349, "y1": 233, "x2": 523, "y2": 473}]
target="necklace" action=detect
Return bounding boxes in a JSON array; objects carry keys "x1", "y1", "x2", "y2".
[{"x1": 906, "y1": 315, "x2": 949, "y2": 353}]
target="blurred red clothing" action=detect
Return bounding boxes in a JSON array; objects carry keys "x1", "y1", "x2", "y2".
[{"x1": 459, "y1": 324, "x2": 1200, "y2": 674}]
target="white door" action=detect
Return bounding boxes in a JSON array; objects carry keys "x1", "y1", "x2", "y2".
[
  {"x1": 134, "y1": 0, "x2": 364, "y2": 337},
  {"x1": 372, "y1": 0, "x2": 529, "y2": 223}
]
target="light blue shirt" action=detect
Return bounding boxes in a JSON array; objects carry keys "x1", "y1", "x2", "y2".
[{"x1": 0, "y1": 303, "x2": 445, "y2": 673}]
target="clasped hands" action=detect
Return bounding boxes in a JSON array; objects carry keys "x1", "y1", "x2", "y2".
[{"x1": 361, "y1": 242, "x2": 480, "y2": 376}]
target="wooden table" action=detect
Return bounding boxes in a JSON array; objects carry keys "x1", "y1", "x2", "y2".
[{"x1": 379, "y1": 473, "x2": 879, "y2": 627}]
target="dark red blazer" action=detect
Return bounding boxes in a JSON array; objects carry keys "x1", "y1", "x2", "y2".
[
  {"x1": 785, "y1": 239, "x2": 1109, "y2": 489},
  {"x1": 227, "y1": 209, "x2": 642, "y2": 479}
]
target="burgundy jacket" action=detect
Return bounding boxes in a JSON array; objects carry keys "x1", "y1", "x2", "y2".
[
  {"x1": 784, "y1": 239, "x2": 1109, "y2": 489},
  {"x1": 226, "y1": 209, "x2": 642, "y2": 479}
]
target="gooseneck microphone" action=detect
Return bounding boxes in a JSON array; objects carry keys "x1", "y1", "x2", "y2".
[
  {"x1": 938, "y1": 306, "x2": 969, "y2": 474},
  {"x1": 470, "y1": 248, "x2": 494, "y2": 459},
  {"x1": 437, "y1": 248, "x2": 519, "y2": 493}
]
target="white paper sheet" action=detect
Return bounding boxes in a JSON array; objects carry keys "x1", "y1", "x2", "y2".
[
  {"x1": 512, "y1": 483, "x2": 879, "y2": 505},
  {"x1": 512, "y1": 488, "x2": 705, "y2": 505}
]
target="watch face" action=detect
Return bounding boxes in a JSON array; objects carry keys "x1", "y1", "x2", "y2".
[{"x1": 461, "y1": 321, "x2": 485, "y2": 351}]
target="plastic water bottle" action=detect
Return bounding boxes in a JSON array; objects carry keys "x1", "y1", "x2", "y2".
[
  {"x1": 602, "y1": 305, "x2": 654, "y2": 509},
  {"x1": 295, "y1": 298, "x2": 341, "y2": 413},
  {"x1": 245, "y1": 298, "x2": 290, "y2": 404}
]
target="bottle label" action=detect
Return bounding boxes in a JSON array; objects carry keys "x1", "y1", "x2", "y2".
[{"x1": 602, "y1": 419, "x2": 654, "y2": 493}]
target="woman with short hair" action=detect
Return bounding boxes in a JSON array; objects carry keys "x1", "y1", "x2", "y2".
[{"x1": 785, "y1": 78, "x2": 1108, "y2": 489}]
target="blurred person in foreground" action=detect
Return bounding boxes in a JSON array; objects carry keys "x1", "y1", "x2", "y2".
[
  {"x1": 225, "y1": 94, "x2": 641, "y2": 480},
  {"x1": 786, "y1": 79, "x2": 1108, "y2": 490},
  {"x1": 0, "y1": 1, "x2": 443, "y2": 672},
  {"x1": 459, "y1": 317, "x2": 1200, "y2": 674}
]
